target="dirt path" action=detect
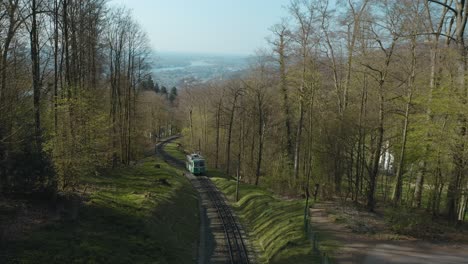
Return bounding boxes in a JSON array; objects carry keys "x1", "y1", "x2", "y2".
[{"x1": 310, "y1": 202, "x2": 468, "y2": 264}]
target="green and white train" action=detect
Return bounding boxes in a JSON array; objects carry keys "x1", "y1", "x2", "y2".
[{"x1": 186, "y1": 153, "x2": 206, "y2": 175}]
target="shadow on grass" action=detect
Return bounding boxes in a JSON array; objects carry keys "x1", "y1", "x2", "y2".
[{"x1": 0, "y1": 157, "x2": 199, "y2": 264}]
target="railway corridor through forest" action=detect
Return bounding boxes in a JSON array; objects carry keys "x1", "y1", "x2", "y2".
[{"x1": 156, "y1": 137, "x2": 252, "y2": 264}]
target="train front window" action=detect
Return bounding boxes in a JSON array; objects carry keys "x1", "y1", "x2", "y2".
[{"x1": 195, "y1": 160, "x2": 205, "y2": 167}]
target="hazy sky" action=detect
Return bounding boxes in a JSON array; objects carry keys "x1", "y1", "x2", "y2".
[{"x1": 110, "y1": 0, "x2": 290, "y2": 55}]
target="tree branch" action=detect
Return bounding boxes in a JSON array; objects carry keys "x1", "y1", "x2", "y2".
[
  {"x1": 428, "y1": 0, "x2": 457, "y2": 15},
  {"x1": 415, "y1": 32, "x2": 457, "y2": 42}
]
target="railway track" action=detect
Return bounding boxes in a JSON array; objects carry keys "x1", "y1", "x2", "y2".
[
  {"x1": 156, "y1": 138, "x2": 250, "y2": 264},
  {"x1": 199, "y1": 177, "x2": 250, "y2": 264}
]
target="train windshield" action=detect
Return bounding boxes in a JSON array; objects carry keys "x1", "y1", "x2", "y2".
[{"x1": 195, "y1": 160, "x2": 205, "y2": 167}]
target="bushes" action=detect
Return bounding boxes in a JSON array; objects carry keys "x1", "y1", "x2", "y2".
[
  {"x1": 385, "y1": 207, "x2": 443, "y2": 239},
  {"x1": 2, "y1": 133, "x2": 55, "y2": 194}
]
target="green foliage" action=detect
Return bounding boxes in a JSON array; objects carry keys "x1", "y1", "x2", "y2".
[
  {"x1": 264, "y1": 154, "x2": 294, "y2": 193},
  {"x1": 43, "y1": 90, "x2": 110, "y2": 191},
  {"x1": 212, "y1": 177, "x2": 318, "y2": 263},
  {"x1": 3, "y1": 131, "x2": 55, "y2": 193},
  {"x1": 169, "y1": 87, "x2": 178, "y2": 103},
  {"x1": 170, "y1": 87, "x2": 177, "y2": 96},
  {"x1": 384, "y1": 207, "x2": 444, "y2": 239},
  {"x1": 140, "y1": 75, "x2": 156, "y2": 91},
  {"x1": 0, "y1": 90, "x2": 54, "y2": 193},
  {"x1": 154, "y1": 82, "x2": 160, "y2": 93}
]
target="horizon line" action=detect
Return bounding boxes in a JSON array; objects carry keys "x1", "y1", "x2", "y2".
[{"x1": 154, "y1": 49, "x2": 251, "y2": 57}]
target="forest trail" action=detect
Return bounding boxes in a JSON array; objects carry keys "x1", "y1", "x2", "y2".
[{"x1": 310, "y1": 202, "x2": 468, "y2": 263}]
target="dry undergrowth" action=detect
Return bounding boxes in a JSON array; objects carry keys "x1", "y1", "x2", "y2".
[
  {"x1": 0, "y1": 198, "x2": 52, "y2": 242},
  {"x1": 323, "y1": 200, "x2": 468, "y2": 243}
]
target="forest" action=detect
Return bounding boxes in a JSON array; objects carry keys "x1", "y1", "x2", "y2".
[
  {"x1": 179, "y1": 0, "x2": 468, "y2": 225},
  {"x1": 1, "y1": 0, "x2": 468, "y2": 260},
  {"x1": 0, "y1": 0, "x2": 178, "y2": 196}
]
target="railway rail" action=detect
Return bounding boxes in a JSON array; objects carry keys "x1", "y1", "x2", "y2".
[
  {"x1": 156, "y1": 137, "x2": 250, "y2": 264},
  {"x1": 199, "y1": 177, "x2": 250, "y2": 264}
]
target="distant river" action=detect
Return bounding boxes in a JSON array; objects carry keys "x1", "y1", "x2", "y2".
[
  {"x1": 153, "y1": 66, "x2": 185, "y2": 72},
  {"x1": 153, "y1": 60, "x2": 214, "y2": 72}
]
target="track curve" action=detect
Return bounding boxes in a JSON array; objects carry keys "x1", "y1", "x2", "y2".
[{"x1": 156, "y1": 137, "x2": 250, "y2": 264}]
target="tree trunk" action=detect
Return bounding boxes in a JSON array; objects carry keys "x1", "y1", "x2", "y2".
[
  {"x1": 367, "y1": 93, "x2": 384, "y2": 212},
  {"x1": 215, "y1": 100, "x2": 221, "y2": 169},
  {"x1": 255, "y1": 95, "x2": 265, "y2": 186},
  {"x1": 0, "y1": 0, "x2": 20, "y2": 192},
  {"x1": 355, "y1": 73, "x2": 368, "y2": 202},
  {"x1": 236, "y1": 154, "x2": 241, "y2": 201},
  {"x1": 447, "y1": 0, "x2": 468, "y2": 223},
  {"x1": 189, "y1": 109, "x2": 194, "y2": 150},
  {"x1": 226, "y1": 92, "x2": 239, "y2": 176},
  {"x1": 365, "y1": 36, "x2": 396, "y2": 211},
  {"x1": 392, "y1": 36, "x2": 416, "y2": 205},
  {"x1": 54, "y1": 0, "x2": 59, "y2": 133},
  {"x1": 31, "y1": 0, "x2": 43, "y2": 166},
  {"x1": 293, "y1": 99, "x2": 304, "y2": 183},
  {"x1": 278, "y1": 32, "x2": 293, "y2": 159}
]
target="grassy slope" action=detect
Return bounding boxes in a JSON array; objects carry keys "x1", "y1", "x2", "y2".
[
  {"x1": 212, "y1": 178, "x2": 318, "y2": 264},
  {"x1": 1, "y1": 156, "x2": 199, "y2": 264},
  {"x1": 164, "y1": 140, "x2": 322, "y2": 263},
  {"x1": 165, "y1": 141, "x2": 317, "y2": 263},
  {"x1": 164, "y1": 141, "x2": 187, "y2": 161}
]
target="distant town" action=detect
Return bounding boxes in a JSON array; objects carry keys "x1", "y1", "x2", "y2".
[{"x1": 152, "y1": 52, "x2": 249, "y2": 88}]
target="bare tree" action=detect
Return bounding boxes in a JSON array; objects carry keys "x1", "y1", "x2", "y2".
[
  {"x1": 269, "y1": 20, "x2": 294, "y2": 160},
  {"x1": 289, "y1": 0, "x2": 319, "y2": 184}
]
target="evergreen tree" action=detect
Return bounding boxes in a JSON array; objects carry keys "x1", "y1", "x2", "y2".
[
  {"x1": 140, "y1": 75, "x2": 155, "y2": 91},
  {"x1": 147, "y1": 76, "x2": 155, "y2": 90},
  {"x1": 169, "y1": 87, "x2": 177, "y2": 103},
  {"x1": 154, "y1": 82, "x2": 160, "y2": 93},
  {"x1": 160, "y1": 86, "x2": 168, "y2": 95},
  {"x1": 170, "y1": 86, "x2": 177, "y2": 96}
]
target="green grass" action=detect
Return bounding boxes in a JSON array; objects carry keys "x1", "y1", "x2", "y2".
[
  {"x1": 163, "y1": 141, "x2": 319, "y2": 263},
  {"x1": 164, "y1": 141, "x2": 187, "y2": 161},
  {"x1": 1, "y1": 156, "x2": 199, "y2": 264},
  {"x1": 205, "y1": 167, "x2": 229, "y2": 179},
  {"x1": 211, "y1": 178, "x2": 319, "y2": 264}
]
